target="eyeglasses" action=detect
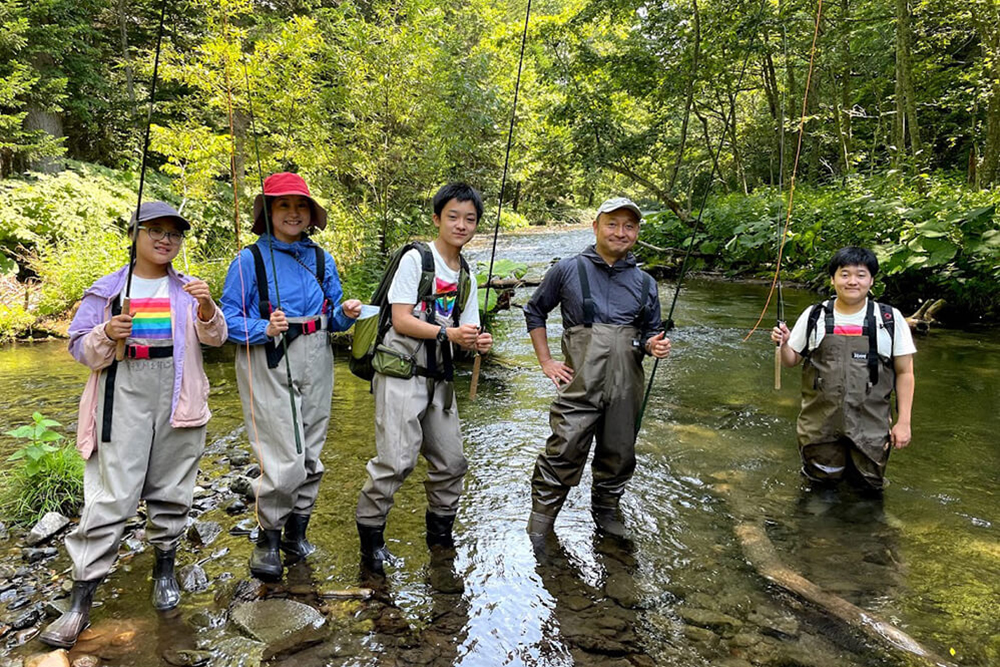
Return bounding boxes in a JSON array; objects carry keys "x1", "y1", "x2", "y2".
[{"x1": 137, "y1": 225, "x2": 185, "y2": 244}]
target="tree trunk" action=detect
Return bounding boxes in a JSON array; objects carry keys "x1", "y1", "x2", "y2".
[
  {"x1": 23, "y1": 102, "x2": 64, "y2": 174},
  {"x1": 894, "y1": 0, "x2": 923, "y2": 166},
  {"x1": 836, "y1": 0, "x2": 852, "y2": 175},
  {"x1": 971, "y1": 2, "x2": 1000, "y2": 185},
  {"x1": 668, "y1": 0, "x2": 701, "y2": 193},
  {"x1": 117, "y1": 0, "x2": 137, "y2": 116}
]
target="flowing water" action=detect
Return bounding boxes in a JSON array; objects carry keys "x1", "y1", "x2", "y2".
[{"x1": 1, "y1": 226, "x2": 997, "y2": 666}]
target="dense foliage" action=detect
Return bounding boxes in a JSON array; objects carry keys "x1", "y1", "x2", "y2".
[{"x1": 0, "y1": 0, "x2": 998, "y2": 337}]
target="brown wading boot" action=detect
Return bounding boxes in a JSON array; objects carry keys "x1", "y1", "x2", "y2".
[
  {"x1": 426, "y1": 511, "x2": 463, "y2": 594},
  {"x1": 151, "y1": 547, "x2": 181, "y2": 610},
  {"x1": 357, "y1": 522, "x2": 393, "y2": 577},
  {"x1": 39, "y1": 579, "x2": 101, "y2": 648},
  {"x1": 249, "y1": 528, "x2": 283, "y2": 580},
  {"x1": 281, "y1": 513, "x2": 316, "y2": 563}
]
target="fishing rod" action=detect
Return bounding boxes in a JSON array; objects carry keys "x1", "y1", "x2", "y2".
[
  {"x1": 116, "y1": 0, "x2": 169, "y2": 362},
  {"x1": 635, "y1": 0, "x2": 771, "y2": 434},
  {"x1": 774, "y1": 21, "x2": 789, "y2": 392},
  {"x1": 242, "y1": 56, "x2": 303, "y2": 456},
  {"x1": 744, "y1": 0, "x2": 825, "y2": 353},
  {"x1": 469, "y1": 0, "x2": 533, "y2": 401}
]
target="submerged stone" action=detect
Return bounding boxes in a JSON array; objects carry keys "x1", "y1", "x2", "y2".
[
  {"x1": 162, "y1": 649, "x2": 212, "y2": 666},
  {"x1": 24, "y1": 649, "x2": 70, "y2": 667},
  {"x1": 26, "y1": 513, "x2": 70, "y2": 547},
  {"x1": 212, "y1": 636, "x2": 265, "y2": 667},
  {"x1": 186, "y1": 521, "x2": 222, "y2": 547},
  {"x1": 677, "y1": 606, "x2": 742, "y2": 632},
  {"x1": 179, "y1": 564, "x2": 209, "y2": 593},
  {"x1": 230, "y1": 599, "x2": 326, "y2": 659}
]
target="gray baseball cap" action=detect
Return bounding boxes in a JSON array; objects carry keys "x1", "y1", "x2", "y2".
[
  {"x1": 128, "y1": 201, "x2": 190, "y2": 231},
  {"x1": 596, "y1": 196, "x2": 643, "y2": 222}
]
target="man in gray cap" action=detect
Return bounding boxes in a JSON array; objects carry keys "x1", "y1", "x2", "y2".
[{"x1": 523, "y1": 197, "x2": 671, "y2": 540}]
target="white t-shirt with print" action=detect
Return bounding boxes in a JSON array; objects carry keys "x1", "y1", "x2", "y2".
[
  {"x1": 387, "y1": 242, "x2": 480, "y2": 327},
  {"x1": 788, "y1": 298, "x2": 916, "y2": 359}
]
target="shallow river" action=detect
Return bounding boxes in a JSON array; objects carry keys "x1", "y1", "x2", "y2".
[{"x1": 1, "y1": 226, "x2": 997, "y2": 666}]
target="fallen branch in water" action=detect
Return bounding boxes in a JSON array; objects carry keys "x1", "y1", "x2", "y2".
[
  {"x1": 734, "y1": 521, "x2": 956, "y2": 667},
  {"x1": 906, "y1": 299, "x2": 946, "y2": 334},
  {"x1": 636, "y1": 239, "x2": 715, "y2": 258}
]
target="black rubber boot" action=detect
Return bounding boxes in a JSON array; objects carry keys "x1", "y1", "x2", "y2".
[
  {"x1": 151, "y1": 547, "x2": 181, "y2": 611},
  {"x1": 39, "y1": 579, "x2": 101, "y2": 648},
  {"x1": 249, "y1": 528, "x2": 283, "y2": 581},
  {"x1": 357, "y1": 522, "x2": 393, "y2": 576},
  {"x1": 281, "y1": 513, "x2": 316, "y2": 563},
  {"x1": 425, "y1": 511, "x2": 456, "y2": 551},
  {"x1": 592, "y1": 504, "x2": 627, "y2": 538}
]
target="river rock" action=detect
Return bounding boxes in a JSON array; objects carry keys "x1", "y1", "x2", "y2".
[
  {"x1": 162, "y1": 649, "x2": 212, "y2": 666},
  {"x1": 22, "y1": 548, "x2": 58, "y2": 563},
  {"x1": 224, "y1": 498, "x2": 247, "y2": 515},
  {"x1": 24, "y1": 650, "x2": 69, "y2": 667},
  {"x1": 229, "y1": 518, "x2": 256, "y2": 537},
  {"x1": 747, "y1": 605, "x2": 799, "y2": 638},
  {"x1": 212, "y1": 636, "x2": 265, "y2": 667},
  {"x1": 228, "y1": 449, "x2": 251, "y2": 467},
  {"x1": 10, "y1": 606, "x2": 41, "y2": 629},
  {"x1": 682, "y1": 624, "x2": 719, "y2": 645},
  {"x1": 604, "y1": 572, "x2": 640, "y2": 608},
  {"x1": 230, "y1": 599, "x2": 326, "y2": 659},
  {"x1": 243, "y1": 463, "x2": 261, "y2": 479},
  {"x1": 186, "y1": 521, "x2": 222, "y2": 546},
  {"x1": 0, "y1": 522, "x2": 9, "y2": 541},
  {"x1": 25, "y1": 513, "x2": 70, "y2": 547},
  {"x1": 11, "y1": 626, "x2": 39, "y2": 646},
  {"x1": 179, "y1": 564, "x2": 209, "y2": 593},
  {"x1": 230, "y1": 476, "x2": 255, "y2": 500},
  {"x1": 70, "y1": 656, "x2": 100, "y2": 667},
  {"x1": 677, "y1": 606, "x2": 742, "y2": 632}
]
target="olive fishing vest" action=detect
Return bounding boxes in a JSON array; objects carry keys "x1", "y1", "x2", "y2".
[{"x1": 797, "y1": 299, "x2": 896, "y2": 450}]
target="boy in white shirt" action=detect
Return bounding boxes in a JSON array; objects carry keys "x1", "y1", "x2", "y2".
[
  {"x1": 772, "y1": 247, "x2": 916, "y2": 491},
  {"x1": 355, "y1": 183, "x2": 493, "y2": 575}
]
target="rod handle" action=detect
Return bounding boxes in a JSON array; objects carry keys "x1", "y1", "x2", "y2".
[
  {"x1": 774, "y1": 343, "x2": 782, "y2": 390},
  {"x1": 114, "y1": 296, "x2": 130, "y2": 361},
  {"x1": 469, "y1": 353, "x2": 482, "y2": 401}
]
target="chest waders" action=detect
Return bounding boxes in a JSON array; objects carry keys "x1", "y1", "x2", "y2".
[
  {"x1": 798, "y1": 299, "x2": 896, "y2": 490},
  {"x1": 529, "y1": 257, "x2": 651, "y2": 528}
]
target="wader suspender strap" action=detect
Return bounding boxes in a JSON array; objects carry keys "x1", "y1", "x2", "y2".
[
  {"x1": 249, "y1": 244, "x2": 325, "y2": 369},
  {"x1": 635, "y1": 272, "x2": 653, "y2": 326},
  {"x1": 878, "y1": 302, "x2": 895, "y2": 357},
  {"x1": 101, "y1": 299, "x2": 123, "y2": 443},
  {"x1": 802, "y1": 299, "x2": 834, "y2": 360},
  {"x1": 864, "y1": 299, "x2": 879, "y2": 385},
  {"x1": 576, "y1": 256, "x2": 595, "y2": 327}
]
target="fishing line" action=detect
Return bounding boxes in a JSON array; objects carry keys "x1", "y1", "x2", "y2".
[
  {"x1": 242, "y1": 54, "x2": 304, "y2": 456},
  {"x1": 116, "y1": 0, "x2": 169, "y2": 361},
  {"x1": 744, "y1": 0, "x2": 825, "y2": 343},
  {"x1": 469, "y1": 0, "x2": 533, "y2": 400},
  {"x1": 636, "y1": 0, "x2": 771, "y2": 433}
]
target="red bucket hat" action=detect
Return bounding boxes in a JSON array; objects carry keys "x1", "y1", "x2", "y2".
[{"x1": 252, "y1": 172, "x2": 328, "y2": 235}]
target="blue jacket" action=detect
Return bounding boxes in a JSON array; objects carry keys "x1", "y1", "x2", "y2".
[{"x1": 222, "y1": 234, "x2": 355, "y2": 345}]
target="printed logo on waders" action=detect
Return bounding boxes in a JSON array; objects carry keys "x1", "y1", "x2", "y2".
[{"x1": 852, "y1": 351, "x2": 868, "y2": 360}]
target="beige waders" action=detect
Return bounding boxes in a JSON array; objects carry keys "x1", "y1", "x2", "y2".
[
  {"x1": 356, "y1": 327, "x2": 468, "y2": 526},
  {"x1": 530, "y1": 323, "x2": 645, "y2": 520},
  {"x1": 798, "y1": 306, "x2": 896, "y2": 490},
  {"x1": 236, "y1": 316, "x2": 333, "y2": 530},
  {"x1": 66, "y1": 344, "x2": 205, "y2": 581}
]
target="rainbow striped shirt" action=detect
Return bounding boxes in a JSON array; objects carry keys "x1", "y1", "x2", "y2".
[{"x1": 126, "y1": 276, "x2": 172, "y2": 340}]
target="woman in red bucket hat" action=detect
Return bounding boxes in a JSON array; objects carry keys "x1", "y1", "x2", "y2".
[{"x1": 221, "y1": 172, "x2": 362, "y2": 580}]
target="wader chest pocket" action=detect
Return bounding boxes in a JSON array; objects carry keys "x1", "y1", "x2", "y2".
[{"x1": 372, "y1": 345, "x2": 416, "y2": 379}]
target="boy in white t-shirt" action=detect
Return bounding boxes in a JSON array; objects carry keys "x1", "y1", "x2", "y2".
[
  {"x1": 772, "y1": 247, "x2": 916, "y2": 491},
  {"x1": 356, "y1": 183, "x2": 493, "y2": 577}
]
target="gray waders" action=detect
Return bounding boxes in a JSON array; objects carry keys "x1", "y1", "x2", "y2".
[
  {"x1": 235, "y1": 316, "x2": 333, "y2": 531},
  {"x1": 529, "y1": 323, "x2": 645, "y2": 531},
  {"x1": 48, "y1": 341, "x2": 203, "y2": 647},
  {"x1": 798, "y1": 301, "x2": 895, "y2": 490},
  {"x1": 355, "y1": 327, "x2": 468, "y2": 525},
  {"x1": 66, "y1": 343, "x2": 205, "y2": 581}
]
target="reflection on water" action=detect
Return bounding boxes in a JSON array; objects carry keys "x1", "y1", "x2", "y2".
[{"x1": 0, "y1": 226, "x2": 996, "y2": 666}]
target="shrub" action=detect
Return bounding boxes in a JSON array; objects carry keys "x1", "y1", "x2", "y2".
[{"x1": 1, "y1": 412, "x2": 84, "y2": 525}]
